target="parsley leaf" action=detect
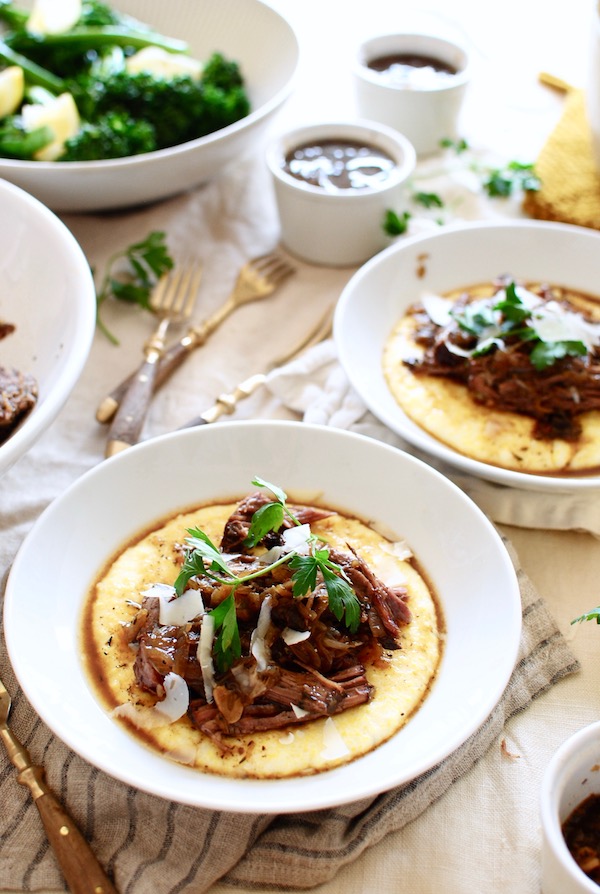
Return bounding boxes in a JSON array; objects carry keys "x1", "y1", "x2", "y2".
[
  {"x1": 210, "y1": 593, "x2": 242, "y2": 673},
  {"x1": 290, "y1": 548, "x2": 361, "y2": 632},
  {"x1": 440, "y1": 137, "x2": 469, "y2": 153},
  {"x1": 244, "y1": 501, "x2": 285, "y2": 547},
  {"x1": 572, "y1": 606, "x2": 600, "y2": 625},
  {"x1": 529, "y1": 339, "x2": 588, "y2": 371},
  {"x1": 383, "y1": 209, "x2": 411, "y2": 236},
  {"x1": 95, "y1": 230, "x2": 175, "y2": 344},
  {"x1": 483, "y1": 162, "x2": 540, "y2": 197},
  {"x1": 174, "y1": 527, "x2": 234, "y2": 594},
  {"x1": 414, "y1": 191, "x2": 444, "y2": 209}
]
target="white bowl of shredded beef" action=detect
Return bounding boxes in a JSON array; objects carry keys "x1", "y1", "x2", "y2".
[
  {"x1": 335, "y1": 219, "x2": 600, "y2": 494},
  {"x1": 0, "y1": 0, "x2": 299, "y2": 212},
  {"x1": 3, "y1": 420, "x2": 521, "y2": 812},
  {"x1": 0, "y1": 178, "x2": 95, "y2": 478}
]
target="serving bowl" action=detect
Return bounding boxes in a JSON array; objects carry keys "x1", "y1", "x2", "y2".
[
  {"x1": 0, "y1": 0, "x2": 299, "y2": 212},
  {"x1": 334, "y1": 219, "x2": 600, "y2": 494},
  {"x1": 0, "y1": 178, "x2": 96, "y2": 478},
  {"x1": 3, "y1": 420, "x2": 521, "y2": 813}
]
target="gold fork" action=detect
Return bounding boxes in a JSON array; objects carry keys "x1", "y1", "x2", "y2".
[
  {"x1": 96, "y1": 253, "x2": 296, "y2": 425},
  {"x1": 104, "y1": 263, "x2": 201, "y2": 458},
  {"x1": 0, "y1": 675, "x2": 119, "y2": 894},
  {"x1": 180, "y1": 304, "x2": 334, "y2": 428}
]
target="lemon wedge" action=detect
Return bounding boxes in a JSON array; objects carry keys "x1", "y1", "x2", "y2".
[
  {"x1": 21, "y1": 93, "x2": 80, "y2": 161},
  {"x1": 26, "y1": 0, "x2": 82, "y2": 35},
  {"x1": 125, "y1": 47, "x2": 203, "y2": 80},
  {"x1": 0, "y1": 67, "x2": 24, "y2": 118}
]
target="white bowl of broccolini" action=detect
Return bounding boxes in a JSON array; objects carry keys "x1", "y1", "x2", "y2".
[{"x1": 0, "y1": 0, "x2": 299, "y2": 211}]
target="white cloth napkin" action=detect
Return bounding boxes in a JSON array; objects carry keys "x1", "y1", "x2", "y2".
[{"x1": 265, "y1": 340, "x2": 600, "y2": 536}]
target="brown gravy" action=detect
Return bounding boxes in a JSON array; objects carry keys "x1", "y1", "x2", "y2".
[{"x1": 283, "y1": 138, "x2": 395, "y2": 191}]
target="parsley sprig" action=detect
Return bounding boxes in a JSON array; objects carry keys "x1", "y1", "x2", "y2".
[
  {"x1": 450, "y1": 281, "x2": 590, "y2": 371},
  {"x1": 95, "y1": 230, "x2": 175, "y2": 344},
  {"x1": 572, "y1": 607, "x2": 600, "y2": 626},
  {"x1": 173, "y1": 477, "x2": 362, "y2": 671}
]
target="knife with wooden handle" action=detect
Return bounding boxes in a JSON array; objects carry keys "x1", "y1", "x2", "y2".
[{"x1": 0, "y1": 676, "x2": 119, "y2": 894}]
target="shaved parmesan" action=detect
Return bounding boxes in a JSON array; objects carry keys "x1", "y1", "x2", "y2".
[
  {"x1": 531, "y1": 302, "x2": 600, "y2": 349},
  {"x1": 250, "y1": 596, "x2": 272, "y2": 670},
  {"x1": 282, "y1": 627, "x2": 311, "y2": 645},
  {"x1": 143, "y1": 583, "x2": 205, "y2": 626},
  {"x1": 197, "y1": 615, "x2": 216, "y2": 703},
  {"x1": 421, "y1": 292, "x2": 454, "y2": 327},
  {"x1": 291, "y1": 703, "x2": 310, "y2": 719},
  {"x1": 112, "y1": 672, "x2": 189, "y2": 729},
  {"x1": 320, "y1": 717, "x2": 350, "y2": 761}
]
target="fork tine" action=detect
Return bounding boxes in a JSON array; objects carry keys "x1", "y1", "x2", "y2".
[
  {"x1": 248, "y1": 254, "x2": 295, "y2": 282},
  {"x1": 104, "y1": 262, "x2": 201, "y2": 457}
]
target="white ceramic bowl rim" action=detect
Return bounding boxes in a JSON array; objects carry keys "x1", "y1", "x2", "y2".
[
  {"x1": 266, "y1": 119, "x2": 417, "y2": 198},
  {"x1": 541, "y1": 721, "x2": 600, "y2": 893},
  {"x1": 354, "y1": 32, "x2": 471, "y2": 91},
  {"x1": 334, "y1": 218, "x2": 600, "y2": 493}
]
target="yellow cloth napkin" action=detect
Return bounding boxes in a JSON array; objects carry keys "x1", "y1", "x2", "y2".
[{"x1": 523, "y1": 79, "x2": 600, "y2": 228}]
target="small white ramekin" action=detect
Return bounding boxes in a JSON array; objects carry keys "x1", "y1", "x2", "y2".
[
  {"x1": 352, "y1": 32, "x2": 471, "y2": 157},
  {"x1": 266, "y1": 120, "x2": 416, "y2": 267},
  {"x1": 540, "y1": 721, "x2": 600, "y2": 894}
]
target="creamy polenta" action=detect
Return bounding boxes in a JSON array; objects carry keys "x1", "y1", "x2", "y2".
[{"x1": 81, "y1": 499, "x2": 442, "y2": 779}]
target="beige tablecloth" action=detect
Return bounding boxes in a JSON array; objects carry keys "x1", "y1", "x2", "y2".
[{"x1": 2, "y1": 0, "x2": 600, "y2": 892}]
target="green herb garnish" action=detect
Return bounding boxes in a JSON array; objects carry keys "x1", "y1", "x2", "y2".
[
  {"x1": 383, "y1": 209, "x2": 411, "y2": 236},
  {"x1": 173, "y1": 477, "x2": 363, "y2": 671},
  {"x1": 210, "y1": 593, "x2": 242, "y2": 673},
  {"x1": 95, "y1": 230, "x2": 174, "y2": 344},
  {"x1": 572, "y1": 607, "x2": 600, "y2": 625},
  {"x1": 483, "y1": 161, "x2": 540, "y2": 198},
  {"x1": 449, "y1": 281, "x2": 591, "y2": 370},
  {"x1": 413, "y1": 191, "x2": 444, "y2": 209}
]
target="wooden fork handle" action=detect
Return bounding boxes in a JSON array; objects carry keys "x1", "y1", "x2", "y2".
[
  {"x1": 1, "y1": 726, "x2": 118, "y2": 894},
  {"x1": 96, "y1": 337, "x2": 197, "y2": 424},
  {"x1": 96, "y1": 302, "x2": 238, "y2": 424},
  {"x1": 104, "y1": 356, "x2": 161, "y2": 457}
]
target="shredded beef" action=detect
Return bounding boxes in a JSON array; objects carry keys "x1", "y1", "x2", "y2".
[
  {"x1": 125, "y1": 496, "x2": 414, "y2": 748},
  {"x1": 405, "y1": 292, "x2": 600, "y2": 441}
]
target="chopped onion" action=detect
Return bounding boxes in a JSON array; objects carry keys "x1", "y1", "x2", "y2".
[
  {"x1": 197, "y1": 615, "x2": 216, "y2": 703},
  {"x1": 250, "y1": 596, "x2": 272, "y2": 671},
  {"x1": 282, "y1": 627, "x2": 311, "y2": 645},
  {"x1": 112, "y1": 672, "x2": 189, "y2": 729}
]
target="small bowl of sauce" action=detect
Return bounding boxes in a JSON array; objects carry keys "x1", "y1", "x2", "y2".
[
  {"x1": 353, "y1": 32, "x2": 471, "y2": 156},
  {"x1": 266, "y1": 121, "x2": 416, "y2": 267},
  {"x1": 541, "y1": 721, "x2": 600, "y2": 893}
]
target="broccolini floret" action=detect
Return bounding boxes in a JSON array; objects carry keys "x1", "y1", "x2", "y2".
[
  {"x1": 0, "y1": 116, "x2": 53, "y2": 158},
  {"x1": 61, "y1": 111, "x2": 156, "y2": 160},
  {"x1": 70, "y1": 54, "x2": 250, "y2": 150}
]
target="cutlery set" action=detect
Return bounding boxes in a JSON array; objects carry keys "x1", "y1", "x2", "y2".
[{"x1": 97, "y1": 252, "x2": 302, "y2": 455}]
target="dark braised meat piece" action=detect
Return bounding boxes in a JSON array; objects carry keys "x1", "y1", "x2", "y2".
[
  {"x1": 0, "y1": 366, "x2": 38, "y2": 437},
  {"x1": 220, "y1": 491, "x2": 334, "y2": 552},
  {"x1": 406, "y1": 298, "x2": 600, "y2": 442}
]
